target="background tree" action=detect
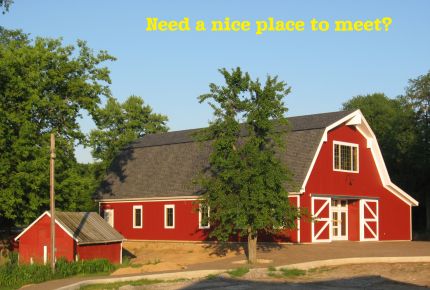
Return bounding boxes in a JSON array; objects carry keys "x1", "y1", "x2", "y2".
[
  {"x1": 405, "y1": 71, "x2": 430, "y2": 231},
  {"x1": 0, "y1": 0, "x2": 12, "y2": 13},
  {"x1": 198, "y1": 68, "x2": 300, "y2": 263},
  {"x1": 89, "y1": 95, "x2": 168, "y2": 177},
  {"x1": 0, "y1": 27, "x2": 115, "y2": 226},
  {"x1": 343, "y1": 87, "x2": 429, "y2": 231}
]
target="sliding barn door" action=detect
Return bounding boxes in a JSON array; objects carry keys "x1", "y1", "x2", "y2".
[
  {"x1": 311, "y1": 196, "x2": 332, "y2": 242},
  {"x1": 359, "y1": 199, "x2": 379, "y2": 241}
]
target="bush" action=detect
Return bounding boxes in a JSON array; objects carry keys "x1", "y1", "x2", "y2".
[{"x1": 0, "y1": 258, "x2": 116, "y2": 289}]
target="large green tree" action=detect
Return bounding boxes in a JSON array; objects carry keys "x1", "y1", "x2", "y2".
[
  {"x1": 89, "y1": 95, "x2": 168, "y2": 176},
  {"x1": 198, "y1": 68, "x2": 299, "y2": 263},
  {"x1": 0, "y1": 27, "x2": 115, "y2": 226}
]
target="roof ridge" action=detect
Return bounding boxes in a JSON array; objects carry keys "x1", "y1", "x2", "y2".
[{"x1": 128, "y1": 110, "x2": 352, "y2": 149}]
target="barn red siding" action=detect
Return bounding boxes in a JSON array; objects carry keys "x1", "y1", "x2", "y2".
[
  {"x1": 300, "y1": 124, "x2": 411, "y2": 242},
  {"x1": 77, "y1": 243, "x2": 121, "y2": 264},
  {"x1": 101, "y1": 200, "x2": 208, "y2": 241},
  {"x1": 18, "y1": 215, "x2": 74, "y2": 264},
  {"x1": 101, "y1": 197, "x2": 299, "y2": 242}
]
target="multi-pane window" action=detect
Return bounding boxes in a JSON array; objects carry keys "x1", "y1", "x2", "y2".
[
  {"x1": 133, "y1": 205, "x2": 142, "y2": 228},
  {"x1": 334, "y1": 141, "x2": 358, "y2": 172},
  {"x1": 199, "y1": 204, "x2": 210, "y2": 229},
  {"x1": 164, "y1": 205, "x2": 175, "y2": 229}
]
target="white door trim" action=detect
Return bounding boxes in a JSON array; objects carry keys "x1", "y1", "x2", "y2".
[
  {"x1": 359, "y1": 199, "x2": 379, "y2": 241},
  {"x1": 311, "y1": 196, "x2": 332, "y2": 243}
]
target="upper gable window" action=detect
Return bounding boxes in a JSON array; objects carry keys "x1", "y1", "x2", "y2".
[{"x1": 333, "y1": 141, "x2": 359, "y2": 172}]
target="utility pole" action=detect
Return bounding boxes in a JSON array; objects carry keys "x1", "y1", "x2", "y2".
[{"x1": 50, "y1": 133, "x2": 56, "y2": 273}]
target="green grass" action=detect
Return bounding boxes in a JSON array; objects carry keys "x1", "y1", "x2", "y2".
[
  {"x1": 267, "y1": 267, "x2": 306, "y2": 278},
  {"x1": 80, "y1": 278, "x2": 188, "y2": 290},
  {"x1": 280, "y1": 268, "x2": 306, "y2": 277},
  {"x1": 227, "y1": 267, "x2": 249, "y2": 278}
]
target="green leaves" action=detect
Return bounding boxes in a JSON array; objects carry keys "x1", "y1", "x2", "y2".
[
  {"x1": 0, "y1": 27, "x2": 114, "y2": 225},
  {"x1": 89, "y1": 95, "x2": 168, "y2": 175},
  {"x1": 197, "y1": 68, "x2": 299, "y2": 244}
]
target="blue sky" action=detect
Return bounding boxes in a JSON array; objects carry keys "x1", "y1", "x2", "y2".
[{"x1": 2, "y1": 0, "x2": 429, "y2": 163}]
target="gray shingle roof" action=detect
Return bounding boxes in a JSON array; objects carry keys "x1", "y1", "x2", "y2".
[
  {"x1": 55, "y1": 212, "x2": 124, "y2": 245},
  {"x1": 97, "y1": 111, "x2": 352, "y2": 200}
]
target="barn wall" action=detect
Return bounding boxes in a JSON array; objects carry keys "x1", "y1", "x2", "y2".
[
  {"x1": 77, "y1": 242, "x2": 121, "y2": 264},
  {"x1": 18, "y1": 215, "x2": 74, "y2": 264},
  {"x1": 100, "y1": 200, "x2": 208, "y2": 241},
  {"x1": 300, "y1": 124, "x2": 411, "y2": 242},
  {"x1": 100, "y1": 197, "x2": 298, "y2": 242}
]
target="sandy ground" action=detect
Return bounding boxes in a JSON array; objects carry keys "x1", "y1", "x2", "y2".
[
  {"x1": 112, "y1": 241, "x2": 245, "y2": 275},
  {"x1": 120, "y1": 263, "x2": 430, "y2": 289}
]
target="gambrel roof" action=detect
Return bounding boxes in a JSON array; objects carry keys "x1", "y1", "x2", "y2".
[{"x1": 97, "y1": 110, "x2": 418, "y2": 206}]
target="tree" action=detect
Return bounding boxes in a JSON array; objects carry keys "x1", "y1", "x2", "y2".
[
  {"x1": 0, "y1": 0, "x2": 13, "y2": 13},
  {"x1": 342, "y1": 91, "x2": 430, "y2": 231},
  {"x1": 197, "y1": 68, "x2": 300, "y2": 263},
  {"x1": 405, "y1": 71, "x2": 430, "y2": 231},
  {"x1": 0, "y1": 27, "x2": 115, "y2": 226},
  {"x1": 342, "y1": 93, "x2": 417, "y2": 184},
  {"x1": 89, "y1": 95, "x2": 168, "y2": 176}
]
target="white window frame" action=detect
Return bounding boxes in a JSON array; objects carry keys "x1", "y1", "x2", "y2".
[
  {"x1": 198, "y1": 204, "x2": 210, "y2": 229},
  {"x1": 133, "y1": 205, "x2": 143, "y2": 229},
  {"x1": 104, "y1": 209, "x2": 114, "y2": 227},
  {"x1": 333, "y1": 140, "x2": 359, "y2": 173},
  {"x1": 164, "y1": 204, "x2": 175, "y2": 229}
]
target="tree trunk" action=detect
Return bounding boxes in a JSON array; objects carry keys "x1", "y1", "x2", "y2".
[{"x1": 247, "y1": 228, "x2": 257, "y2": 264}]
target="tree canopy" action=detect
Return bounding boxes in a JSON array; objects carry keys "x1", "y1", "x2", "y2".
[
  {"x1": 0, "y1": 27, "x2": 115, "y2": 225},
  {"x1": 197, "y1": 68, "x2": 300, "y2": 263},
  {"x1": 89, "y1": 95, "x2": 168, "y2": 175},
  {"x1": 343, "y1": 75, "x2": 430, "y2": 231},
  {"x1": 0, "y1": 27, "x2": 169, "y2": 228}
]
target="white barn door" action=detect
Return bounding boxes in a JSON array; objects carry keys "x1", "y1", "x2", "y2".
[
  {"x1": 311, "y1": 196, "x2": 332, "y2": 242},
  {"x1": 360, "y1": 199, "x2": 379, "y2": 241}
]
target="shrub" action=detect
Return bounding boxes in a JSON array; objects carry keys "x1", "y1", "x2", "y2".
[{"x1": 0, "y1": 258, "x2": 116, "y2": 289}]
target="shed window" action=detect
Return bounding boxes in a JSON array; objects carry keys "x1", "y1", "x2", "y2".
[
  {"x1": 334, "y1": 141, "x2": 358, "y2": 172},
  {"x1": 164, "y1": 205, "x2": 175, "y2": 229},
  {"x1": 199, "y1": 204, "x2": 210, "y2": 229},
  {"x1": 133, "y1": 205, "x2": 143, "y2": 229}
]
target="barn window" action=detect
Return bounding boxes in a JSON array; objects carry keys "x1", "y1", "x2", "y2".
[
  {"x1": 164, "y1": 204, "x2": 175, "y2": 229},
  {"x1": 199, "y1": 204, "x2": 210, "y2": 229},
  {"x1": 333, "y1": 141, "x2": 358, "y2": 172},
  {"x1": 133, "y1": 205, "x2": 143, "y2": 229}
]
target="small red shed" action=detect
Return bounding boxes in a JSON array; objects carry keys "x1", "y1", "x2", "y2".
[{"x1": 15, "y1": 211, "x2": 124, "y2": 264}]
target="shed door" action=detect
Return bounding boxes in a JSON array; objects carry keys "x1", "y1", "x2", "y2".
[
  {"x1": 312, "y1": 196, "x2": 332, "y2": 242},
  {"x1": 359, "y1": 199, "x2": 378, "y2": 241}
]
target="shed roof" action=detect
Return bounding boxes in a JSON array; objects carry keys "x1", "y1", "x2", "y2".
[
  {"x1": 55, "y1": 212, "x2": 124, "y2": 245},
  {"x1": 15, "y1": 211, "x2": 124, "y2": 245},
  {"x1": 97, "y1": 111, "x2": 352, "y2": 200}
]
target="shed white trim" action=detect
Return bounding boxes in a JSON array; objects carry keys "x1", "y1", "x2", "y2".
[{"x1": 14, "y1": 211, "x2": 78, "y2": 242}]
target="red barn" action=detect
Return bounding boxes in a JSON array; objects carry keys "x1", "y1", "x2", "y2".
[
  {"x1": 15, "y1": 212, "x2": 124, "y2": 264},
  {"x1": 97, "y1": 110, "x2": 418, "y2": 243}
]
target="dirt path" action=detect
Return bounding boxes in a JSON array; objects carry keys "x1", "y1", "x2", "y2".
[{"x1": 86, "y1": 263, "x2": 430, "y2": 289}]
